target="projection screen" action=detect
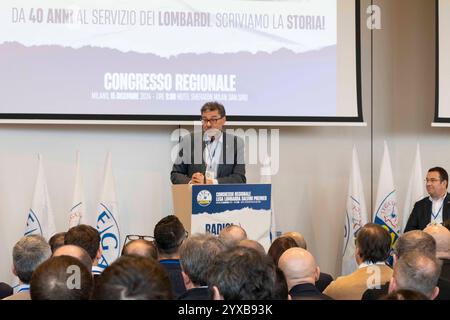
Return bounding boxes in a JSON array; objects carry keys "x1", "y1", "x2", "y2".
[{"x1": 0, "y1": 0, "x2": 362, "y2": 124}]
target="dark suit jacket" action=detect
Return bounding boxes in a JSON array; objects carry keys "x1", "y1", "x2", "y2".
[
  {"x1": 404, "y1": 193, "x2": 450, "y2": 232},
  {"x1": 178, "y1": 287, "x2": 212, "y2": 300},
  {"x1": 316, "y1": 272, "x2": 333, "y2": 293},
  {"x1": 290, "y1": 283, "x2": 333, "y2": 300},
  {"x1": 171, "y1": 132, "x2": 246, "y2": 184},
  {"x1": 159, "y1": 259, "x2": 186, "y2": 299},
  {"x1": 361, "y1": 282, "x2": 389, "y2": 300},
  {"x1": 0, "y1": 282, "x2": 13, "y2": 299}
]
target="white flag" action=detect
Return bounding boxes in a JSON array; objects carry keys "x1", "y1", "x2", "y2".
[
  {"x1": 68, "y1": 151, "x2": 85, "y2": 228},
  {"x1": 342, "y1": 146, "x2": 368, "y2": 276},
  {"x1": 260, "y1": 156, "x2": 276, "y2": 244},
  {"x1": 95, "y1": 152, "x2": 121, "y2": 270},
  {"x1": 402, "y1": 144, "x2": 425, "y2": 232},
  {"x1": 24, "y1": 154, "x2": 56, "y2": 241},
  {"x1": 374, "y1": 141, "x2": 400, "y2": 261}
]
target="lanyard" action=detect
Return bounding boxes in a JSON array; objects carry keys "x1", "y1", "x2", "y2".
[
  {"x1": 431, "y1": 201, "x2": 444, "y2": 220},
  {"x1": 206, "y1": 140, "x2": 220, "y2": 170}
]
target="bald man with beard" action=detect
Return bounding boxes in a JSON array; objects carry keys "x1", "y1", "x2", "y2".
[{"x1": 278, "y1": 248, "x2": 332, "y2": 300}]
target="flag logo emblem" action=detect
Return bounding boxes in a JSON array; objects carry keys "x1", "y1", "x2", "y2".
[{"x1": 197, "y1": 190, "x2": 212, "y2": 207}]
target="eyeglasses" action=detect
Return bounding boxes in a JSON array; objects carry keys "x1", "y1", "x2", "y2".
[
  {"x1": 122, "y1": 234, "x2": 155, "y2": 256},
  {"x1": 424, "y1": 178, "x2": 442, "y2": 183},
  {"x1": 200, "y1": 116, "x2": 223, "y2": 125},
  {"x1": 125, "y1": 234, "x2": 154, "y2": 242}
]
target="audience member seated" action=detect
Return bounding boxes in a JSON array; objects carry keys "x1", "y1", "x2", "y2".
[
  {"x1": 218, "y1": 224, "x2": 247, "y2": 248},
  {"x1": 122, "y1": 238, "x2": 158, "y2": 260},
  {"x1": 208, "y1": 246, "x2": 287, "y2": 300},
  {"x1": 0, "y1": 282, "x2": 13, "y2": 299},
  {"x1": 324, "y1": 223, "x2": 392, "y2": 300},
  {"x1": 424, "y1": 224, "x2": 450, "y2": 299},
  {"x1": 388, "y1": 251, "x2": 442, "y2": 300},
  {"x1": 238, "y1": 239, "x2": 266, "y2": 255},
  {"x1": 269, "y1": 234, "x2": 333, "y2": 292},
  {"x1": 383, "y1": 289, "x2": 429, "y2": 300},
  {"x1": 278, "y1": 248, "x2": 332, "y2": 300},
  {"x1": 154, "y1": 215, "x2": 187, "y2": 298},
  {"x1": 53, "y1": 244, "x2": 93, "y2": 271},
  {"x1": 92, "y1": 255, "x2": 173, "y2": 300},
  {"x1": 362, "y1": 230, "x2": 436, "y2": 300},
  {"x1": 64, "y1": 224, "x2": 103, "y2": 277},
  {"x1": 178, "y1": 233, "x2": 225, "y2": 300},
  {"x1": 30, "y1": 256, "x2": 93, "y2": 300},
  {"x1": 48, "y1": 232, "x2": 66, "y2": 253},
  {"x1": 3, "y1": 235, "x2": 51, "y2": 300},
  {"x1": 282, "y1": 231, "x2": 307, "y2": 249}
]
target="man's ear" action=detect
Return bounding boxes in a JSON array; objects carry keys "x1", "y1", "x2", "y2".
[
  {"x1": 314, "y1": 266, "x2": 321, "y2": 282},
  {"x1": 212, "y1": 286, "x2": 224, "y2": 300},
  {"x1": 181, "y1": 271, "x2": 192, "y2": 288},
  {"x1": 96, "y1": 247, "x2": 102, "y2": 261},
  {"x1": 11, "y1": 264, "x2": 17, "y2": 277},
  {"x1": 430, "y1": 287, "x2": 440, "y2": 300},
  {"x1": 388, "y1": 277, "x2": 396, "y2": 293}
]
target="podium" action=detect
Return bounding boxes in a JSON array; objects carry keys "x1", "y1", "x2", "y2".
[{"x1": 172, "y1": 184, "x2": 272, "y2": 250}]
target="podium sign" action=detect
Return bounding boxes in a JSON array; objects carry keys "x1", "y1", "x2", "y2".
[{"x1": 191, "y1": 184, "x2": 272, "y2": 250}]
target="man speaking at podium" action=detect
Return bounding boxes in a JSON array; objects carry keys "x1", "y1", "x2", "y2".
[{"x1": 171, "y1": 101, "x2": 246, "y2": 185}]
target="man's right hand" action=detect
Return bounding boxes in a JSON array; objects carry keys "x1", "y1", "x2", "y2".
[{"x1": 191, "y1": 172, "x2": 205, "y2": 184}]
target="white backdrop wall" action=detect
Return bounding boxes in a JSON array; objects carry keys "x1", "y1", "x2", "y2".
[{"x1": 1, "y1": 0, "x2": 448, "y2": 283}]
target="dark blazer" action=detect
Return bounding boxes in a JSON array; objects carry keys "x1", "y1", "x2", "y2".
[
  {"x1": 178, "y1": 287, "x2": 212, "y2": 300},
  {"x1": 290, "y1": 283, "x2": 333, "y2": 300},
  {"x1": 0, "y1": 282, "x2": 13, "y2": 299},
  {"x1": 159, "y1": 259, "x2": 186, "y2": 299},
  {"x1": 171, "y1": 132, "x2": 246, "y2": 184},
  {"x1": 316, "y1": 272, "x2": 333, "y2": 293},
  {"x1": 404, "y1": 193, "x2": 450, "y2": 232},
  {"x1": 361, "y1": 283, "x2": 389, "y2": 300}
]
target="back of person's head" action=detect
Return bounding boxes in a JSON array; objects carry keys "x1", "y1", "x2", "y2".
[
  {"x1": 208, "y1": 247, "x2": 282, "y2": 300},
  {"x1": 383, "y1": 289, "x2": 429, "y2": 300},
  {"x1": 179, "y1": 233, "x2": 226, "y2": 286},
  {"x1": 281, "y1": 231, "x2": 307, "y2": 249},
  {"x1": 30, "y1": 256, "x2": 93, "y2": 300},
  {"x1": 53, "y1": 245, "x2": 93, "y2": 271},
  {"x1": 13, "y1": 235, "x2": 51, "y2": 284},
  {"x1": 394, "y1": 230, "x2": 436, "y2": 258},
  {"x1": 391, "y1": 251, "x2": 442, "y2": 299},
  {"x1": 268, "y1": 236, "x2": 298, "y2": 265},
  {"x1": 218, "y1": 224, "x2": 247, "y2": 248},
  {"x1": 64, "y1": 224, "x2": 100, "y2": 261},
  {"x1": 154, "y1": 215, "x2": 187, "y2": 255},
  {"x1": 444, "y1": 218, "x2": 450, "y2": 231},
  {"x1": 355, "y1": 223, "x2": 391, "y2": 263},
  {"x1": 238, "y1": 239, "x2": 266, "y2": 255},
  {"x1": 122, "y1": 239, "x2": 158, "y2": 260},
  {"x1": 48, "y1": 232, "x2": 66, "y2": 253},
  {"x1": 278, "y1": 248, "x2": 319, "y2": 288},
  {"x1": 92, "y1": 255, "x2": 173, "y2": 300},
  {"x1": 424, "y1": 224, "x2": 450, "y2": 259}
]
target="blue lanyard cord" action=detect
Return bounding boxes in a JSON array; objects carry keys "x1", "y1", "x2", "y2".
[{"x1": 431, "y1": 202, "x2": 444, "y2": 220}]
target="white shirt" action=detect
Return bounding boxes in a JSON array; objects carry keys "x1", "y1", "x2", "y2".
[
  {"x1": 429, "y1": 194, "x2": 445, "y2": 225},
  {"x1": 203, "y1": 133, "x2": 223, "y2": 184}
]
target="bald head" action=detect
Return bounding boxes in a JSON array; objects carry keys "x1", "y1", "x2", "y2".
[
  {"x1": 218, "y1": 225, "x2": 247, "y2": 248},
  {"x1": 282, "y1": 232, "x2": 307, "y2": 249},
  {"x1": 53, "y1": 245, "x2": 93, "y2": 271},
  {"x1": 122, "y1": 239, "x2": 158, "y2": 260},
  {"x1": 424, "y1": 224, "x2": 450, "y2": 259},
  {"x1": 278, "y1": 248, "x2": 319, "y2": 290},
  {"x1": 238, "y1": 239, "x2": 266, "y2": 255}
]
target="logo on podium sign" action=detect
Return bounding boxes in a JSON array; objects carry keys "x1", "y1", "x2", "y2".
[{"x1": 197, "y1": 190, "x2": 212, "y2": 207}]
